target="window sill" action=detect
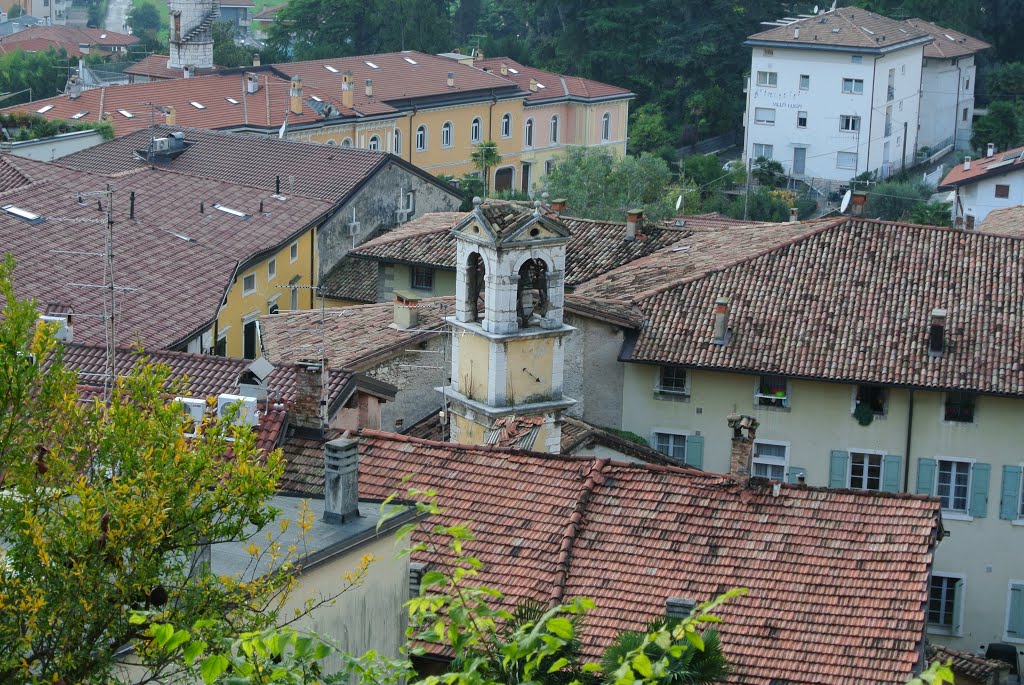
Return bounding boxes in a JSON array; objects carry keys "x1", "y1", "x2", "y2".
[
  {"x1": 926, "y1": 626, "x2": 960, "y2": 637},
  {"x1": 1011, "y1": 519, "x2": 1024, "y2": 527},
  {"x1": 754, "y1": 122, "x2": 775, "y2": 126},
  {"x1": 942, "y1": 511, "x2": 974, "y2": 522},
  {"x1": 1002, "y1": 635, "x2": 1024, "y2": 645},
  {"x1": 755, "y1": 401, "x2": 791, "y2": 413},
  {"x1": 653, "y1": 390, "x2": 690, "y2": 402}
]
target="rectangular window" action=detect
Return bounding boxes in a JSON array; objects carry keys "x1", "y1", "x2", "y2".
[
  {"x1": 965, "y1": 77, "x2": 970, "y2": 90},
  {"x1": 410, "y1": 266, "x2": 434, "y2": 291},
  {"x1": 754, "y1": 107, "x2": 776, "y2": 125},
  {"x1": 962, "y1": 107, "x2": 969, "y2": 122},
  {"x1": 290, "y1": 241, "x2": 298, "y2": 263},
  {"x1": 840, "y1": 115, "x2": 861, "y2": 132},
  {"x1": 753, "y1": 143, "x2": 773, "y2": 160},
  {"x1": 242, "y1": 273, "x2": 256, "y2": 295},
  {"x1": 268, "y1": 257, "x2": 276, "y2": 280},
  {"x1": 842, "y1": 78, "x2": 864, "y2": 94},
  {"x1": 928, "y1": 575, "x2": 962, "y2": 634},
  {"x1": 756, "y1": 374, "x2": 789, "y2": 408},
  {"x1": 855, "y1": 384, "x2": 887, "y2": 416},
  {"x1": 797, "y1": 111, "x2": 808, "y2": 128},
  {"x1": 837, "y1": 151, "x2": 858, "y2": 169},
  {"x1": 850, "y1": 452, "x2": 884, "y2": 491},
  {"x1": 799, "y1": 74, "x2": 810, "y2": 90},
  {"x1": 944, "y1": 391, "x2": 976, "y2": 423},
  {"x1": 851, "y1": 55, "x2": 863, "y2": 63},
  {"x1": 214, "y1": 335, "x2": 227, "y2": 357},
  {"x1": 753, "y1": 441, "x2": 788, "y2": 481},
  {"x1": 656, "y1": 366, "x2": 689, "y2": 395},
  {"x1": 937, "y1": 459, "x2": 971, "y2": 511},
  {"x1": 996, "y1": 184, "x2": 1010, "y2": 199},
  {"x1": 756, "y1": 71, "x2": 778, "y2": 87},
  {"x1": 289, "y1": 276, "x2": 300, "y2": 310},
  {"x1": 654, "y1": 432, "x2": 687, "y2": 464}
]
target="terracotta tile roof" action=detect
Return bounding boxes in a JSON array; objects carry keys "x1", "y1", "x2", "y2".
[
  {"x1": 355, "y1": 431, "x2": 941, "y2": 684},
  {"x1": 926, "y1": 644, "x2": 1010, "y2": 681},
  {"x1": 253, "y1": 4, "x2": 283, "y2": 20},
  {"x1": 659, "y1": 212, "x2": 766, "y2": 231},
  {"x1": 0, "y1": 36, "x2": 108, "y2": 56},
  {"x1": 319, "y1": 255, "x2": 379, "y2": 303},
  {"x1": 621, "y1": 217, "x2": 1024, "y2": 396},
  {"x1": 57, "y1": 126, "x2": 393, "y2": 202},
  {"x1": 747, "y1": 7, "x2": 931, "y2": 51},
  {"x1": 124, "y1": 54, "x2": 222, "y2": 79},
  {"x1": 474, "y1": 57, "x2": 632, "y2": 103},
  {"x1": 0, "y1": 24, "x2": 138, "y2": 51},
  {"x1": 563, "y1": 293, "x2": 643, "y2": 328},
  {"x1": 0, "y1": 154, "x2": 333, "y2": 348},
  {"x1": 483, "y1": 414, "x2": 545, "y2": 449},
  {"x1": 0, "y1": 154, "x2": 32, "y2": 192},
  {"x1": 258, "y1": 298, "x2": 451, "y2": 371},
  {"x1": 278, "y1": 428, "x2": 344, "y2": 494},
  {"x1": 939, "y1": 144, "x2": 1024, "y2": 187},
  {"x1": 905, "y1": 19, "x2": 990, "y2": 59},
  {"x1": 978, "y1": 205, "x2": 1024, "y2": 237}
]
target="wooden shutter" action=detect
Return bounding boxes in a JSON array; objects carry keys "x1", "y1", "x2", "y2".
[
  {"x1": 829, "y1": 450, "x2": 849, "y2": 488},
  {"x1": 788, "y1": 467, "x2": 807, "y2": 484},
  {"x1": 952, "y1": 578, "x2": 965, "y2": 636},
  {"x1": 1008, "y1": 584, "x2": 1024, "y2": 638},
  {"x1": 916, "y1": 458, "x2": 937, "y2": 495},
  {"x1": 1000, "y1": 465, "x2": 1023, "y2": 520},
  {"x1": 685, "y1": 435, "x2": 704, "y2": 469},
  {"x1": 969, "y1": 462, "x2": 991, "y2": 518},
  {"x1": 882, "y1": 455, "x2": 902, "y2": 493}
]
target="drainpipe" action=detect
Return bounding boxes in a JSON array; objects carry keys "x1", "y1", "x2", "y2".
[
  {"x1": 408, "y1": 106, "x2": 416, "y2": 163},
  {"x1": 488, "y1": 90, "x2": 496, "y2": 140},
  {"x1": 903, "y1": 389, "x2": 914, "y2": 492},
  {"x1": 866, "y1": 56, "x2": 880, "y2": 175},
  {"x1": 309, "y1": 225, "x2": 316, "y2": 308},
  {"x1": 953, "y1": 62, "x2": 963, "y2": 151}
]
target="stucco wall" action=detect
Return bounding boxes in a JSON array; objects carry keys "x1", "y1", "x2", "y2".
[
  {"x1": 380, "y1": 264, "x2": 457, "y2": 301},
  {"x1": 563, "y1": 313, "x2": 625, "y2": 428},
  {"x1": 365, "y1": 334, "x2": 449, "y2": 433},
  {"x1": 958, "y1": 169, "x2": 1024, "y2": 226}
]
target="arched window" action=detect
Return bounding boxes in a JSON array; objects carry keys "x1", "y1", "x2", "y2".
[
  {"x1": 494, "y1": 166, "x2": 514, "y2": 192},
  {"x1": 471, "y1": 117, "x2": 481, "y2": 143},
  {"x1": 416, "y1": 125, "x2": 426, "y2": 151},
  {"x1": 501, "y1": 113, "x2": 511, "y2": 138},
  {"x1": 392, "y1": 128, "x2": 401, "y2": 155},
  {"x1": 550, "y1": 115, "x2": 559, "y2": 144},
  {"x1": 601, "y1": 112, "x2": 611, "y2": 142},
  {"x1": 368, "y1": 135, "x2": 380, "y2": 151},
  {"x1": 517, "y1": 258, "x2": 549, "y2": 327},
  {"x1": 326, "y1": 139, "x2": 337, "y2": 146},
  {"x1": 467, "y1": 252, "x2": 485, "y2": 322},
  {"x1": 524, "y1": 118, "x2": 534, "y2": 148},
  {"x1": 441, "y1": 121, "x2": 453, "y2": 148},
  {"x1": 341, "y1": 138, "x2": 353, "y2": 147}
]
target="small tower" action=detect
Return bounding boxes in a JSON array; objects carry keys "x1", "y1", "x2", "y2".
[
  {"x1": 444, "y1": 199, "x2": 575, "y2": 453},
  {"x1": 167, "y1": 0, "x2": 219, "y2": 70}
]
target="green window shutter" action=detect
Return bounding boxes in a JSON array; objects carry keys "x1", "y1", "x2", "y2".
[
  {"x1": 829, "y1": 450, "x2": 849, "y2": 488},
  {"x1": 685, "y1": 435, "x2": 704, "y2": 469},
  {"x1": 952, "y1": 578, "x2": 965, "y2": 636},
  {"x1": 1000, "y1": 465, "x2": 1023, "y2": 520},
  {"x1": 969, "y1": 462, "x2": 991, "y2": 518},
  {"x1": 882, "y1": 455, "x2": 902, "y2": 493},
  {"x1": 788, "y1": 467, "x2": 807, "y2": 484},
  {"x1": 916, "y1": 458, "x2": 937, "y2": 495},
  {"x1": 1008, "y1": 584, "x2": 1024, "y2": 638}
]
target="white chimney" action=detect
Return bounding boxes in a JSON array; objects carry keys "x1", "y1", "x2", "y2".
[
  {"x1": 323, "y1": 436, "x2": 360, "y2": 523},
  {"x1": 365, "y1": 78, "x2": 373, "y2": 97},
  {"x1": 447, "y1": 71, "x2": 455, "y2": 87},
  {"x1": 794, "y1": 27, "x2": 800, "y2": 39},
  {"x1": 987, "y1": 142, "x2": 995, "y2": 158},
  {"x1": 789, "y1": 207, "x2": 798, "y2": 223},
  {"x1": 712, "y1": 297, "x2": 730, "y2": 345},
  {"x1": 252, "y1": 53, "x2": 261, "y2": 67},
  {"x1": 625, "y1": 209, "x2": 643, "y2": 241},
  {"x1": 78, "y1": 41, "x2": 90, "y2": 54},
  {"x1": 963, "y1": 156, "x2": 971, "y2": 171},
  {"x1": 183, "y1": 64, "x2": 195, "y2": 79},
  {"x1": 392, "y1": 292, "x2": 420, "y2": 330},
  {"x1": 68, "y1": 75, "x2": 82, "y2": 99},
  {"x1": 246, "y1": 72, "x2": 260, "y2": 94}
]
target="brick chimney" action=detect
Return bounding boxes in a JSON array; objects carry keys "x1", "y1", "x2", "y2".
[
  {"x1": 727, "y1": 413, "x2": 759, "y2": 486},
  {"x1": 625, "y1": 208, "x2": 643, "y2": 241},
  {"x1": 341, "y1": 70, "x2": 354, "y2": 109},
  {"x1": 289, "y1": 76, "x2": 303, "y2": 115},
  {"x1": 323, "y1": 435, "x2": 360, "y2": 523},
  {"x1": 550, "y1": 198, "x2": 567, "y2": 214},
  {"x1": 292, "y1": 360, "x2": 327, "y2": 429},
  {"x1": 164, "y1": 106, "x2": 176, "y2": 126}
]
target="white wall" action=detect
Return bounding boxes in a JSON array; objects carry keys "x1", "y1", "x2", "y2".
[
  {"x1": 1, "y1": 129, "x2": 106, "y2": 161},
  {"x1": 620, "y1": 363, "x2": 1024, "y2": 656},
  {"x1": 957, "y1": 166, "x2": 1024, "y2": 226},
  {"x1": 920, "y1": 55, "x2": 976, "y2": 152},
  {"x1": 744, "y1": 43, "x2": 923, "y2": 182}
]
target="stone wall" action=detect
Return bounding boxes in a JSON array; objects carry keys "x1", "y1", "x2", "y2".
[{"x1": 364, "y1": 333, "x2": 449, "y2": 433}]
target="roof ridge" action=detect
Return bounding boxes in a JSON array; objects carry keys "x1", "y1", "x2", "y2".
[
  {"x1": 548, "y1": 458, "x2": 609, "y2": 605},
  {"x1": 357, "y1": 428, "x2": 602, "y2": 462}
]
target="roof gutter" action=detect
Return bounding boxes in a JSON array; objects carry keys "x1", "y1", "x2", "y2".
[{"x1": 744, "y1": 34, "x2": 933, "y2": 55}]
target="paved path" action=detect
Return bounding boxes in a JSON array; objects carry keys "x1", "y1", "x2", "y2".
[{"x1": 104, "y1": 0, "x2": 131, "y2": 33}]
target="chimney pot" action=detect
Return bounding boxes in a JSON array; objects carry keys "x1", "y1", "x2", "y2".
[
  {"x1": 289, "y1": 76, "x2": 303, "y2": 115},
  {"x1": 550, "y1": 198, "x2": 567, "y2": 213},
  {"x1": 963, "y1": 156, "x2": 971, "y2": 171},
  {"x1": 713, "y1": 296, "x2": 730, "y2": 345},
  {"x1": 987, "y1": 142, "x2": 996, "y2": 158},
  {"x1": 341, "y1": 70, "x2": 354, "y2": 109},
  {"x1": 393, "y1": 291, "x2": 420, "y2": 330},
  {"x1": 252, "y1": 53, "x2": 260, "y2": 67},
  {"x1": 928, "y1": 307, "x2": 947, "y2": 357},
  {"x1": 164, "y1": 105, "x2": 176, "y2": 126},
  {"x1": 447, "y1": 71, "x2": 455, "y2": 87},
  {"x1": 323, "y1": 436, "x2": 360, "y2": 523},
  {"x1": 789, "y1": 207, "x2": 798, "y2": 223},
  {"x1": 625, "y1": 208, "x2": 643, "y2": 241},
  {"x1": 500, "y1": 62, "x2": 508, "y2": 75}
]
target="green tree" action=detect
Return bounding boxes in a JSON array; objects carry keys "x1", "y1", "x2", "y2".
[
  {"x1": 863, "y1": 179, "x2": 934, "y2": 221},
  {"x1": 681, "y1": 154, "x2": 727, "y2": 192},
  {"x1": 0, "y1": 48, "x2": 68, "y2": 104},
  {"x1": 908, "y1": 202, "x2": 954, "y2": 227},
  {"x1": 127, "y1": 0, "x2": 163, "y2": 53},
  {"x1": 213, "y1": 21, "x2": 260, "y2": 68},
  {"x1": 972, "y1": 100, "x2": 1023, "y2": 151},
  {"x1": 470, "y1": 140, "x2": 501, "y2": 196},
  {"x1": 628, "y1": 103, "x2": 675, "y2": 162},
  {"x1": 0, "y1": 255, "x2": 323, "y2": 684},
  {"x1": 986, "y1": 62, "x2": 1024, "y2": 102},
  {"x1": 7, "y1": 2, "x2": 23, "y2": 18},
  {"x1": 751, "y1": 156, "x2": 786, "y2": 187},
  {"x1": 601, "y1": 622, "x2": 729, "y2": 685},
  {"x1": 545, "y1": 146, "x2": 675, "y2": 220}
]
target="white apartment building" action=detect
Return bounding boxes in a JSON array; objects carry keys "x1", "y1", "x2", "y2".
[
  {"x1": 743, "y1": 8, "x2": 931, "y2": 184},
  {"x1": 906, "y1": 19, "x2": 989, "y2": 154}
]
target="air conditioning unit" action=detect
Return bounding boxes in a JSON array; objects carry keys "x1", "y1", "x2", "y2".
[
  {"x1": 152, "y1": 137, "x2": 170, "y2": 152},
  {"x1": 176, "y1": 397, "x2": 206, "y2": 435},
  {"x1": 395, "y1": 209, "x2": 410, "y2": 223},
  {"x1": 216, "y1": 394, "x2": 259, "y2": 426},
  {"x1": 38, "y1": 315, "x2": 73, "y2": 343}
]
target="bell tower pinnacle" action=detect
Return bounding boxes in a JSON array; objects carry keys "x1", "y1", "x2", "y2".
[{"x1": 444, "y1": 199, "x2": 575, "y2": 453}]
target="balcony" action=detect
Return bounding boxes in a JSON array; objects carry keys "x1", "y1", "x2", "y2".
[{"x1": 887, "y1": 85, "x2": 895, "y2": 102}]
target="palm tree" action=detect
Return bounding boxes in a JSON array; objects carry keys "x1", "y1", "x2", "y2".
[
  {"x1": 600, "y1": 620, "x2": 730, "y2": 685},
  {"x1": 471, "y1": 140, "x2": 501, "y2": 197}
]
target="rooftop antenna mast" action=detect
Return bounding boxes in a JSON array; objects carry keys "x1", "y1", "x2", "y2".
[
  {"x1": 278, "y1": 280, "x2": 328, "y2": 435},
  {"x1": 397, "y1": 300, "x2": 452, "y2": 441}
]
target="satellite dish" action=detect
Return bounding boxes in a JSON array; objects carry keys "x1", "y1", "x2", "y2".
[
  {"x1": 840, "y1": 189, "x2": 853, "y2": 213},
  {"x1": 675, "y1": 194, "x2": 683, "y2": 211},
  {"x1": 813, "y1": 4, "x2": 819, "y2": 13}
]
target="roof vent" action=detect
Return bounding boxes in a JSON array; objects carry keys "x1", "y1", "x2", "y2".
[
  {"x1": 625, "y1": 208, "x2": 643, "y2": 241},
  {"x1": 666, "y1": 597, "x2": 696, "y2": 619},
  {"x1": 987, "y1": 142, "x2": 996, "y2": 158},
  {"x1": 963, "y1": 156, "x2": 971, "y2": 171},
  {"x1": 365, "y1": 78, "x2": 373, "y2": 98},
  {"x1": 324, "y1": 436, "x2": 360, "y2": 523},
  {"x1": 712, "y1": 297, "x2": 731, "y2": 345},
  {"x1": 928, "y1": 308, "x2": 947, "y2": 357},
  {"x1": 447, "y1": 71, "x2": 455, "y2": 87}
]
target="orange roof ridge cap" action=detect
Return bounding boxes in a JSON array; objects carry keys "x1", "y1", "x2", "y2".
[{"x1": 548, "y1": 458, "x2": 609, "y2": 605}]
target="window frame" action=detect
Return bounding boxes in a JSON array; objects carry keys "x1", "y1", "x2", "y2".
[
  {"x1": 934, "y1": 456, "x2": 975, "y2": 514},
  {"x1": 289, "y1": 275, "x2": 301, "y2": 310},
  {"x1": 655, "y1": 365, "x2": 690, "y2": 397},
  {"x1": 653, "y1": 431, "x2": 689, "y2": 465},
  {"x1": 601, "y1": 112, "x2": 611, "y2": 142},
  {"x1": 1005, "y1": 580, "x2": 1024, "y2": 642},
  {"x1": 441, "y1": 121, "x2": 453, "y2": 148},
  {"x1": 501, "y1": 113, "x2": 511, "y2": 139},
  {"x1": 995, "y1": 184, "x2": 1010, "y2": 199},
  {"x1": 242, "y1": 316, "x2": 260, "y2": 360},
  {"x1": 799, "y1": 74, "x2": 810, "y2": 90},
  {"x1": 416, "y1": 125, "x2": 427, "y2": 151},
  {"x1": 393, "y1": 128, "x2": 401, "y2": 155},
  {"x1": 753, "y1": 143, "x2": 773, "y2": 160},
  {"x1": 267, "y1": 257, "x2": 277, "y2": 281},
  {"x1": 842, "y1": 78, "x2": 864, "y2": 94},
  {"x1": 837, "y1": 151, "x2": 858, "y2": 170},
  {"x1": 471, "y1": 117, "x2": 482, "y2": 143},
  {"x1": 242, "y1": 272, "x2": 257, "y2": 296},
  {"x1": 754, "y1": 107, "x2": 776, "y2": 125},
  {"x1": 927, "y1": 573, "x2": 965, "y2": 636},
  {"x1": 368, "y1": 134, "x2": 381, "y2": 151},
  {"x1": 853, "y1": 384, "x2": 888, "y2": 417},
  {"x1": 341, "y1": 138, "x2": 353, "y2": 148},
  {"x1": 550, "y1": 115, "x2": 559, "y2": 144},
  {"x1": 755, "y1": 374, "x2": 790, "y2": 409},
  {"x1": 524, "y1": 117, "x2": 534, "y2": 148},
  {"x1": 943, "y1": 391, "x2": 976, "y2": 423},
  {"x1": 848, "y1": 450, "x2": 885, "y2": 491},
  {"x1": 756, "y1": 70, "x2": 778, "y2": 87},
  {"x1": 752, "y1": 440, "x2": 789, "y2": 481},
  {"x1": 410, "y1": 265, "x2": 434, "y2": 291},
  {"x1": 289, "y1": 241, "x2": 298, "y2": 263},
  {"x1": 797, "y1": 110, "x2": 808, "y2": 128},
  {"x1": 840, "y1": 115, "x2": 861, "y2": 132}
]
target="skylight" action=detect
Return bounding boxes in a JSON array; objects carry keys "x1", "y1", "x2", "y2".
[
  {"x1": 365, "y1": 60, "x2": 379, "y2": 69},
  {"x1": 69, "y1": 110, "x2": 88, "y2": 119},
  {"x1": 212, "y1": 203, "x2": 250, "y2": 219},
  {"x1": 118, "y1": 109, "x2": 134, "y2": 118},
  {"x1": 944, "y1": 33, "x2": 956, "y2": 41},
  {"x1": 310, "y1": 95, "x2": 322, "y2": 102},
  {"x1": 1, "y1": 204, "x2": 44, "y2": 224},
  {"x1": 324, "y1": 65, "x2": 338, "y2": 73},
  {"x1": 404, "y1": 57, "x2": 417, "y2": 64},
  {"x1": 536, "y1": 83, "x2": 546, "y2": 89},
  {"x1": 508, "y1": 67, "x2": 519, "y2": 74},
  {"x1": 190, "y1": 101, "x2": 205, "y2": 109},
  {"x1": 100, "y1": 33, "x2": 107, "y2": 38},
  {"x1": 862, "y1": 27, "x2": 875, "y2": 35},
  {"x1": 225, "y1": 97, "x2": 239, "y2": 104},
  {"x1": 35, "y1": 104, "x2": 54, "y2": 114}
]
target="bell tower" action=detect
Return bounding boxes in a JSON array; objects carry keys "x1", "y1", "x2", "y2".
[
  {"x1": 444, "y1": 199, "x2": 575, "y2": 453},
  {"x1": 167, "y1": 0, "x2": 218, "y2": 70}
]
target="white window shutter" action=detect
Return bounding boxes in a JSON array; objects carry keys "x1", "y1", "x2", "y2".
[{"x1": 952, "y1": 578, "x2": 965, "y2": 636}]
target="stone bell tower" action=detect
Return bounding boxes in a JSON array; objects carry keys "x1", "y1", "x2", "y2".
[
  {"x1": 167, "y1": 0, "x2": 219, "y2": 70},
  {"x1": 444, "y1": 199, "x2": 575, "y2": 453}
]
